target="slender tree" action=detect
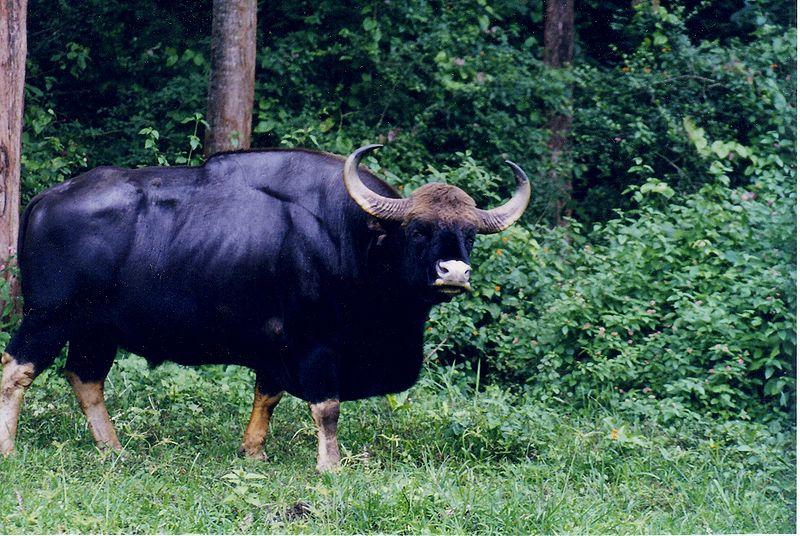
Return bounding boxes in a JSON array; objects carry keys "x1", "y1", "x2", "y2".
[
  {"x1": 204, "y1": 0, "x2": 257, "y2": 157},
  {"x1": 543, "y1": 0, "x2": 574, "y2": 225},
  {"x1": 0, "y1": 0, "x2": 27, "y2": 309}
]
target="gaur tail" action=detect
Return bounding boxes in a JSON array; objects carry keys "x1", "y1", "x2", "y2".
[{"x1": 16, "y1": 193, "x2": 46, "y2": 264}]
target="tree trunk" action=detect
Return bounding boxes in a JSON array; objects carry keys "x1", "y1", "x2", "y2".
[
  {"x1": 0, "y1": 0, "x2": 27, "y2": 312},
  {"x1": 204, "y1": 0, "x2": 256, "y2": 157},
  {"x1": 543, "y1": 0, "x2": 574, "y2": 226}
]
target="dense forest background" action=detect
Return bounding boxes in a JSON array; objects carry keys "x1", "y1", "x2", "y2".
[
  {"x1": 0, "y1": 1, "x2": 795, "y2": 532},
  {"x1": 10, "y1": 0, "x2": 797, "y2": 423}
]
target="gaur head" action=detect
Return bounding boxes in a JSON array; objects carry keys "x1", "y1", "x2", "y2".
[{"x1": 343, "y1": 144, "x2": 531, "y2": 302}]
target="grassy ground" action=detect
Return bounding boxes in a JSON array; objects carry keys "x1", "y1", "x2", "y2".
[{"x1": 0, "y1": 355, "x2": 795, "y2": 534}]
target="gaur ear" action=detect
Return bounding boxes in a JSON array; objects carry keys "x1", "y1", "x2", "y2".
[{"x1": 367, "y1": 217, "x2": 388, "y2": 246}]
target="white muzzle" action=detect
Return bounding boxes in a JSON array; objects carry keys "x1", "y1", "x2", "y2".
[{"x1": 434, "y1": 260, "x2": 472, "y2": 292}]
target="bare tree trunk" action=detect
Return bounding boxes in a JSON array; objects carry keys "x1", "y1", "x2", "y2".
[
  {"x1": 204, "y1": 0, "x2": 256, "y2": 157},
  {"x1": 544, "y1": 0, "x2": 574, "y2": 226},
  {"x1": 0, "y1": 0, "x2": 27, "y2": 311}
]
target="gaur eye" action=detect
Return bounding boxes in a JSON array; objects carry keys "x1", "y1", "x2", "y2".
[{"x1": 410, "y1": 227, "x2": 430, "y2": 240}]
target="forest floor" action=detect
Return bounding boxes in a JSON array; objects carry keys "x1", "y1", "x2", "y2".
[{"x1": 0, "y1": 356, "x2": 795, "y2": 534}]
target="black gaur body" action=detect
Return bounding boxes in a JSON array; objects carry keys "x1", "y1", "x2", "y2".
[
  {"x1": 0, "y1": 145, "x2": 530, "y2": 470},
  {"x1": 14, "y1": 150, "x2": 425, "y2": 400}
]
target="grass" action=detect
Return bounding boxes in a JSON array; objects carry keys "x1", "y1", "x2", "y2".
[{"x1": 0, "y1": 355, "x2": 795, "y2": 534}]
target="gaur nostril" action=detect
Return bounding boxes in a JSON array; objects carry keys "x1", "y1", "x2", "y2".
[{"x1": 436, "y1": 260, "x2": 471, "y2": 283}]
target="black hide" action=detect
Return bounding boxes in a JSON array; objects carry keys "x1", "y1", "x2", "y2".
[{"x1": 8, "y1": 149, "x2": 459, "y2": 402}]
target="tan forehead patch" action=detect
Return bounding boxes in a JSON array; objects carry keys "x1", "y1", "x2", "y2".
[{"x1": 405, "y1": 183, "x2": 479, "y2": 226}]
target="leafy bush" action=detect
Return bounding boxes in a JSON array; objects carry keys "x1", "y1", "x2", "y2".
[
  {"x1": 428, "y1": 126, "x2": 795, "y2": 422},
  {"x1": 572, "y1": 2, "x2": 796, "y2": 220},
  {"x1": 20, "y1": 76, "x2": 89, "y2": 205},
  {"x1": 21, "y1": 1, "x2": 796, "y2": 223},
  {"x1": 0, "y1": 263, "x2": 20, "y2": 350}
]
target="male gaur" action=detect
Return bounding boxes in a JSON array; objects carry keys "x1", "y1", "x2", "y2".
[{"x1": 0, "y1": 145, "x2": 530, "y2": 471}]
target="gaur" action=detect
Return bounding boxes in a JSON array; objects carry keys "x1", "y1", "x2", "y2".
[{"x1": 0, "y1": 145, "x2": 529, "y2": 471}]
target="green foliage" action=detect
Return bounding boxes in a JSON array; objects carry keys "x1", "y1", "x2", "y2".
[
  {"x1": 20, "y1": 83, "x2": 88, "y2": 205},
  {"x1": 136, "y1": 113, "x2": 207, "y2": 167},
  {"x1": 21, "y1": 1, "x2": 796, "y2": 219},
  {"x1": 248, "y1": 0, "x2": 553, "y2": 215},
  {"x1": 0, "y1": 265, "x2": 20, "y2": 350},
  {"x1": 572, "y1": 2, "x2": 796, "y2": 219},
  {"x1": 20, "y1": 1, "x2": 795, "y2": 221},
  {"x1": 427, "y1": 127, "x2": 795, "y2": 422}
]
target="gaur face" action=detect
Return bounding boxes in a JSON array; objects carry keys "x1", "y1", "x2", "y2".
[
  {"x1": 402, "y1": 218, "x2": 477, "y2": 301},
  {"x1": 394, "y1": 182, "x2": 481, "y2": 301},
  {"x1": 343, "y1": 145, "x2": 531, "y2": 302}
]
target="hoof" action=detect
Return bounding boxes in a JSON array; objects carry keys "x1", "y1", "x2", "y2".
[
  {"x1": 0, "y1": 437, "x2": 16, "y2": 457},
  {"x1": 316, "y1": 460, "x2": 340, "y2": 473},
  {"x1": 239, "y1": 445, "x2": 268, "y2": 461},
  {"x1": 99, "y1": 447, "x2": 127, "y2": 462}
]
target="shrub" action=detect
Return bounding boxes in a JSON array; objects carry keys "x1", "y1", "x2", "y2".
[
  {"x1": 427, "y1": 126, "x2": 795, "y2": 422},
  {"x1": 20, "y1": 1, "x2": 796, "y2": 224},
  {"x1": 572, "y1": 2, "x2": 796, "y2": 220}
]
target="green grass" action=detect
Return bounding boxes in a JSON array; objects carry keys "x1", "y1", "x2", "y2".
[{"x1": 0, "y1": 356, "x2": 795, "y2": 534}]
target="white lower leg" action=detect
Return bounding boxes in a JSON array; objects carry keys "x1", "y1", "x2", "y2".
[
  {"x1": 309, "y1": 399, "x2": 340, "y2": 472},
  {"x1": 0, "y1": 353, "x2": 35, "y2": 455}
]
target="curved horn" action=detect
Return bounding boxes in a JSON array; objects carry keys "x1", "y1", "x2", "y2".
[
  {"x1": 475, "y1": 160, "x2": 531, "y2": 234},
  {"x1": 343, "y1": 144, "x2": 411, "y2": 221}
]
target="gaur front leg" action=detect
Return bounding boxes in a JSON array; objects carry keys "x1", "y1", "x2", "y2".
[
  {"x1": 240, "y1": 371, "x2": 283, "y2": 460},
  {"x1": 309, "y1": 399, "x2": 340, "y2": 472}
]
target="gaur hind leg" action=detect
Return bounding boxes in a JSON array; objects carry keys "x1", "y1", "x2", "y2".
[
  {"x1": 64, "y1": 335, "x2": 121, "y2": 451},
  {"x1": 1, "y1": 315, "x2": 69, "y2": 455},
  {"x1": 240, "y1": 370, "x2": 283, "y2": 460}
]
